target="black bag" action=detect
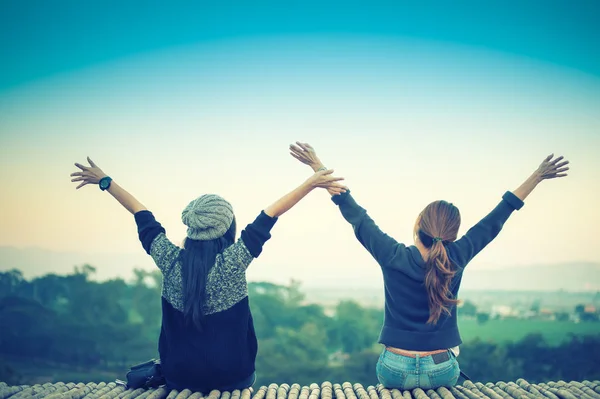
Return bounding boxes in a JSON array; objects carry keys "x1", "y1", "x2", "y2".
[{"x1": 124, "y1": 359, "x2": 165, "y2": 389}]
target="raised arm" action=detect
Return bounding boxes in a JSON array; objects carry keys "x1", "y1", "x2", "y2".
[
  {"x1": 263, "y1": 169, "x2": 346, "y2": 218},
  {"x1": 289, "y1": 142, "x2": 405, "y2": 267},
  {"x1": 512, "y1": 154, "x2": 569, "y2": 201},
  {"x1": 449, "y1": 153, "x2": 569, "y2": 267},
  {"x1": 70, "y1": 157, "x2": 147, "y2": 215},
  {"x1": 290, "y1": 142, "x2": 339, "y2": 196},
  {"x1": 223, "y1": 168, "x2": 347, "y2": 268}
]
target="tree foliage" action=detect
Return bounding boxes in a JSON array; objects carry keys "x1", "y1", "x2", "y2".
[{"x1": 0, "y1": 268, "x2": 598, "y2": 386}]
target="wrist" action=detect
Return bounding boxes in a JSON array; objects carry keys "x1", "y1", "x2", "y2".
[
  {"x1": 529, "y1": 172, "x2": 542, "y2": 185},
  {"x1": 99, "y1": 175, "x2": 113, "y2": 191},
  {"x1": 304, "y1": 180, "x2": 317, "y2": 190},
  {"x1": 312, "y1": 163, "x2": 326, "y2": 172},
  {"x1": 308, "y1": 156, "x2": 324, "y2": 171},
  {"x1": 301, "y1": 178, "x2": 318, "y2": 191}
]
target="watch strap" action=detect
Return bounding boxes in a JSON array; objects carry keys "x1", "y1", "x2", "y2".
[{"x1": 99, "y1": 176, "x2": 113, "y2": 191}]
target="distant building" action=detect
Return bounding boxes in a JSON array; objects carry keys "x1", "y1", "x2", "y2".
[
  {"x1": 490, "y1": 305, "x2": 518, "y2": 319},
  {"x1": 584, "y1": 304, "x2": 597, "y2": 313}
]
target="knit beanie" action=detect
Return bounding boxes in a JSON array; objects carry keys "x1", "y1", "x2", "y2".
[{"x1": 181, "y1": 194, "x2": 234, "y2": 241}]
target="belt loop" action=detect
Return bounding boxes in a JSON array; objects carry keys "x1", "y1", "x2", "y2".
[{"x1": 415, "y1": 354, "x2": 420, "y2": 386}]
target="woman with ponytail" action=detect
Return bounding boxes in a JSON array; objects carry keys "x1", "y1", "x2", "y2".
[
  {"x1": 70, "y1": 156, "x2": 346, "y2": 393},
  {"x1": 290, "y1": 142, "x2": 569, "y2": 390}
]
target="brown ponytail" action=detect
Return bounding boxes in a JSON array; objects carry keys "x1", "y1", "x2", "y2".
[
  {"x1": 416, "y1": 200, "x2": 461, "y2": 324},
  {"x1": 424, "y1": 240, "x2": 459, "y2": 324}
]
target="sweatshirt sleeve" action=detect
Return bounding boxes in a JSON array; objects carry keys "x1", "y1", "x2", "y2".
[
  {"x1": 332, "y1": 190, "x2": 406, "y2": 268},
  {"x1": 134, "y1": 210, "x2": 181, "y2": 274},
  {"x1": 222, "y1": 211, "x2": 278, "y2": 270},
  {"x1": 449, "y1": 191, "x2": 524, "y2": 267},
  {"x1": 135, "y1": 210, "x2": 165, "y2": 254}
]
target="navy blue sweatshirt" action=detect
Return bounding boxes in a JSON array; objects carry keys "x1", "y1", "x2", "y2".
[
  {"x1": 331, "y1": 190, "x2": 524, "y2": 351},
  {"x1": 135, "y1": 210, "x2": 277, "y2": 392}
]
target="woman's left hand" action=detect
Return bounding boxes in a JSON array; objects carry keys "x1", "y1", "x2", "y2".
[
  {"x1": 290, "y1": 142, "x2": 324, "y2": 171},
  {"x1": 70, "y1": 157, "x2": 108, "y2": 189},
  {"x1": 306, "y1": 169, "x2": 347, "y2": 194}
]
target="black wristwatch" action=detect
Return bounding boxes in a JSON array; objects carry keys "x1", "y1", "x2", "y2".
[{"x1": 99, "y1": 176, "x2": 113, "y2": 191}]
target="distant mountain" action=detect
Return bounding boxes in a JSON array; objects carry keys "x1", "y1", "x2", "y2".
[
  {"x1": 460, "y1": 262, "x2": 600, "y2": 292},
  {"x1": 304, "y1": 262, "x2": 600, "y2": 293},
  {"x1": 1, "y1": 246, "x2": 599, "y2": 292}
]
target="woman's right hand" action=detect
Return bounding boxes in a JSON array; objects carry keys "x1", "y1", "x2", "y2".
[
  {"x1": 512, "y1": 154, "x2": 570, "y2": 201},
  {"x1": 533, "y1": 154, "x2": 570, "y2": 182},
  {"x1": 306, "y1": 169, "x2": 347, "y2": 195},
  {"x1": 70, "y1": 157, "x2": 109, "y2": 189},
  {"x1": 290, "y1": 142, "x2": 324, "y2": 172}
]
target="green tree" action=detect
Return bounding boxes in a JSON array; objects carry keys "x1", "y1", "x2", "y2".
[
  {"x1": 255, "y1": 323, "x2": 329, "y2": 385},
  {"x1": 460, "y1": 300, "x2": 477, "y2": 317},
  {"x1": 476, "y1": 312, "x2": 490, "y2": 324},
  {"x1": 330, "y1": 301, "x2": 378, "y2": 354}
]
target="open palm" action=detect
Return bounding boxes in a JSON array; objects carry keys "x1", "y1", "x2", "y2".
[{"x1": 70, "y1": 157, "x2": 108, "y2": 189}]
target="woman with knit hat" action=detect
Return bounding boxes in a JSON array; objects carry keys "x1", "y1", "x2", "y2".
[
  {"x1": 289, "y1": 142, "x2": 569, "y2": 390},
  {"x1": 70, "y1": 157, "x2": 346, "y2": 393}
]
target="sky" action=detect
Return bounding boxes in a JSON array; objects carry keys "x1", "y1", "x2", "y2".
[{"x1": 1, "y1": 1, "x2": 599, "y2": 288}]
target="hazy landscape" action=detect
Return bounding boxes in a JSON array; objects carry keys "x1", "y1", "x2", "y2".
[
  {"x1": 2, "y1": 246, "x2": 599, "y2": 293},
  {"x1": 1, "y1": 265, "x2": 598, "y2": 386},
  {"x1": 2, "y1": 244, "x2": 599, "y2": 385}
]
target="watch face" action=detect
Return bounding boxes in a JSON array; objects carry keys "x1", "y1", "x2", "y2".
[{"x1": 100, "y1": 179, "x2": 109, "y2": 189}]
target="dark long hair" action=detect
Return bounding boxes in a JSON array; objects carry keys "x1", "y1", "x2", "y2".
[
  {"x1": 180, "y1": 218, "x2": 236, "y2": 330},
  {"x1": 415, "y1": 201, "x2": 461, "y2": 324}
]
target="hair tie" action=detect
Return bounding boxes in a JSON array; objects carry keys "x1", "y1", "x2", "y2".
[{"x1": 433, "y1": 237, "x2": 443, "y2": 242}]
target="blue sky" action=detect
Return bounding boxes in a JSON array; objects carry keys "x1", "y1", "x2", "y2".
[
  {"x1": 0, "y1": 1, "x2": 599, "y2": 288},
  {"x1": 1, "y1": 0, "x2": 599, "y2": 91}
]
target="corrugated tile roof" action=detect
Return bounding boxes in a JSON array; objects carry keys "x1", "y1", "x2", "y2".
[{"x1": 1, "y1": 380, "x2": 598, "y2": 399}]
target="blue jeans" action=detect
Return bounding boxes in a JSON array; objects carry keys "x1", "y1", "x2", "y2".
[{"x1": 376, "y1": 349, "x2": 460, "y2": 390}]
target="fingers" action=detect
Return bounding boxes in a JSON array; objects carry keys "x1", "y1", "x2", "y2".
[
  {"x1": 87, "y1": 156, "x2": 97, "y2": 168},
  {"x1": 289, "y1": 144, "x2": 304, "y2": 154},
  {"x1": 76, "y1": 181, "x2": 89, "y2": 189},
  {"x1": 315, "y1": 180, "x2": 347, "y2": 189},
  {"x1": 70, "y1": 171, "x2": 93, "y2": 178},
  {"x1": 329, "y1": 182, "x2": 349, "y2": 190},
  {"x1": 317, "y1": 169, "x2": 335, "y2": 175},
  {"x1": 71, "y1": 177, "x2": 85, "y2": 182},
  {"x1": 290, "y1": 146, "x2": 311, "y2": 160},
  {"x1": 290, "y1": 152, "x2": 306, "y2": 162},
  {"x1": 539, "y1": 154, "x2": 570, "y2": 181},
  {"x1": 321, "y1": 173, "x2": 344, "y2": 181},
  {"x1": 322, "y1": 184, "x2": 347, "y2": 194},
  {"x1": 546, "y1": 173, "x2": 568, "y2": 179},
  {"x1": 74, "y1": 162, "x2": 88, "y2": 171},
  {"x1": 296, "y1": 141, "x2": 312, "y2": 151},
  {"x1": 327, "y1": 188, "x2": 345, "y2": 195}
]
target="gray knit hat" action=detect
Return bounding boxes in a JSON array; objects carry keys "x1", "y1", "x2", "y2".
[{"x1": 181, "y1": 194, "x2": 234, "y2": 241}]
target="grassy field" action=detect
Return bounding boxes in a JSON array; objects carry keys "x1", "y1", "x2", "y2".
[{"x1": 459, "y1": 319, "x2": 600, "y2": 345}]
